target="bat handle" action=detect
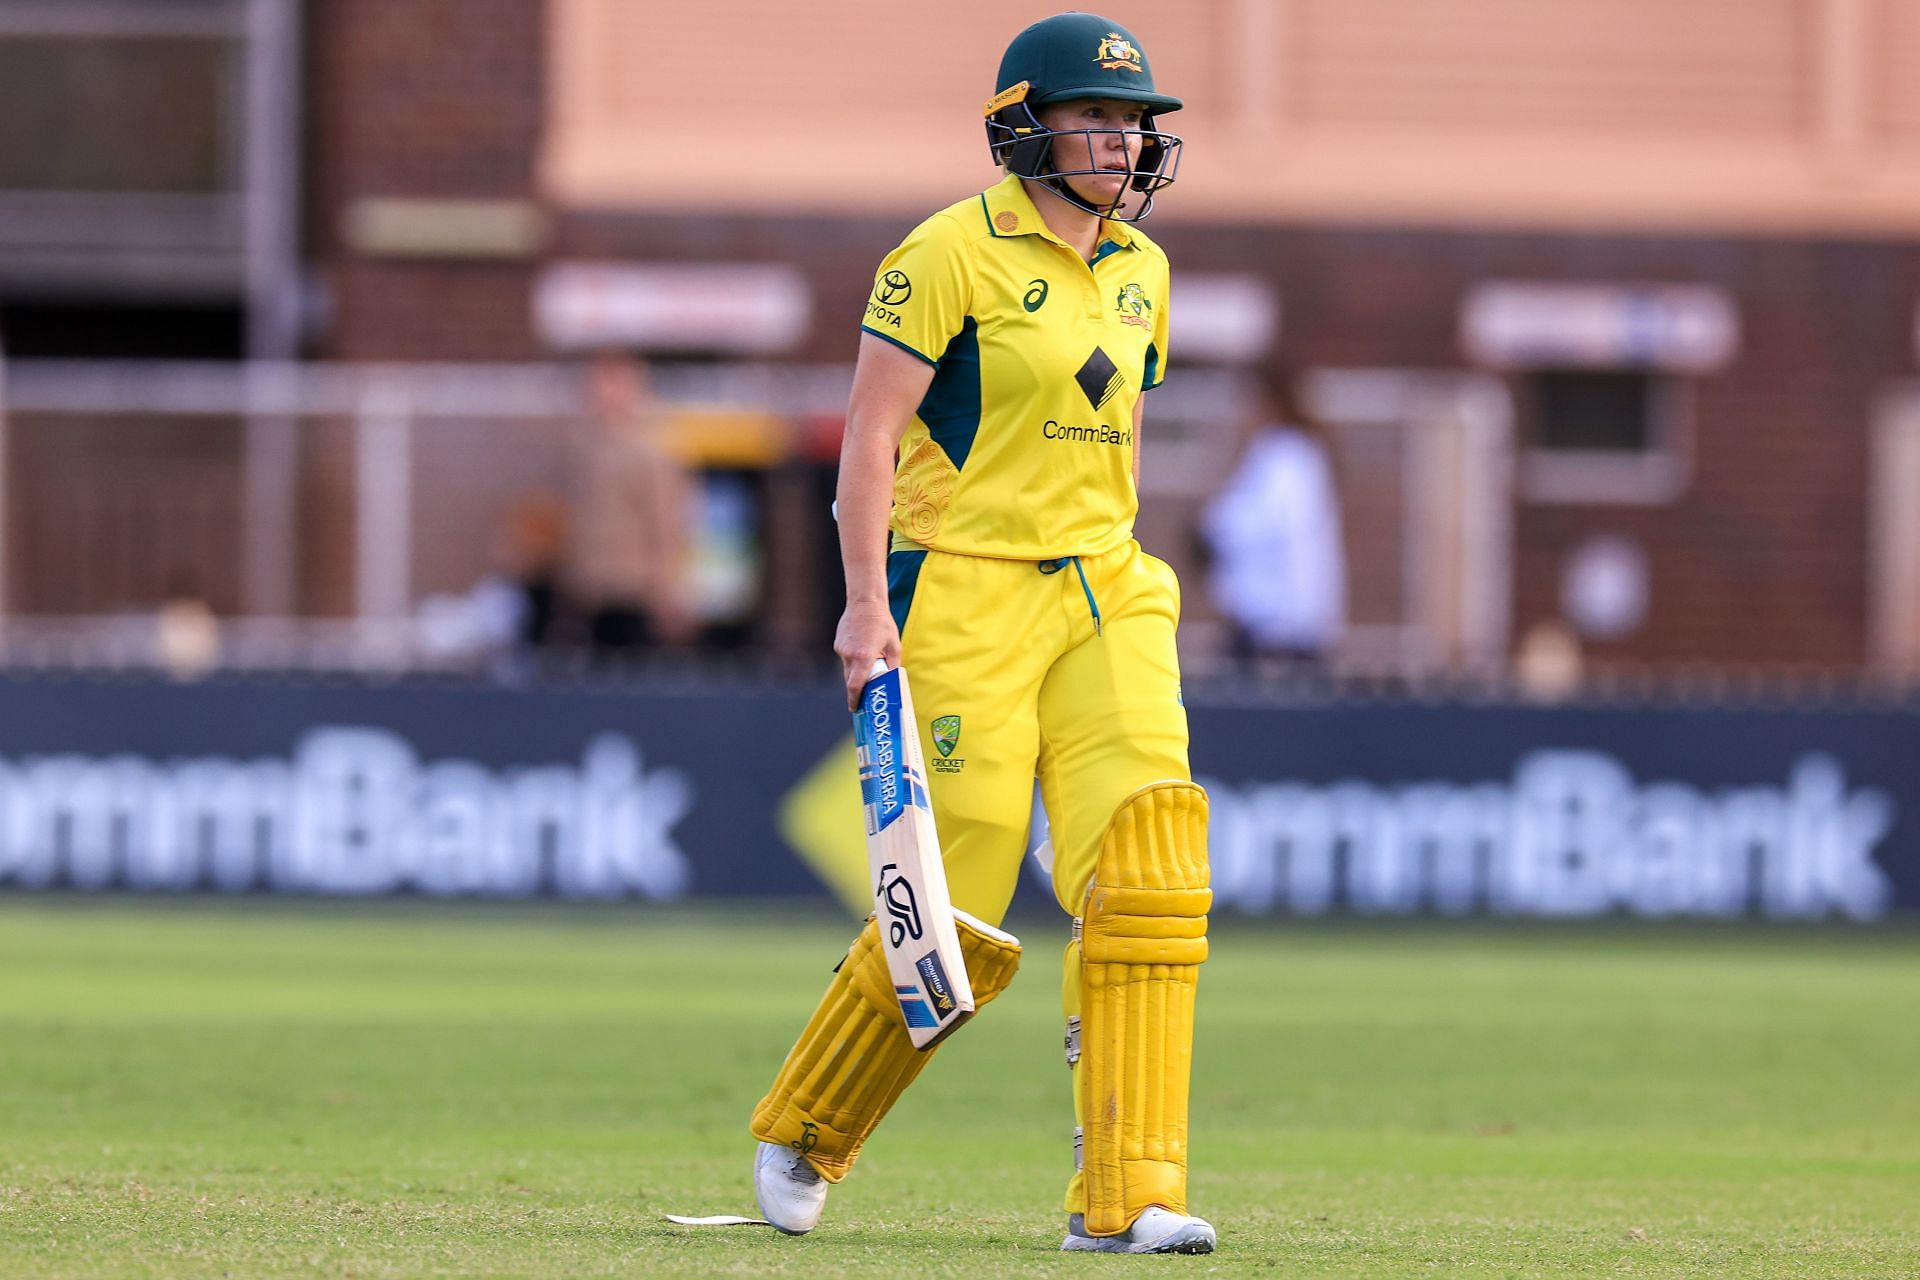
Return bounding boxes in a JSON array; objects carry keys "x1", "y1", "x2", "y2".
[{"x1": 868, "y1": 659, "x2": 889, "y2": 679}]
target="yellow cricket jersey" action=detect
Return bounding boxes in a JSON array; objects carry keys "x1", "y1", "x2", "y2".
[{"x1": 860, "y1": 173, "x2": 1171, "y2": 561}]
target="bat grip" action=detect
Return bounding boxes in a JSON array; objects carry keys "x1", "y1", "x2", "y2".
[{"x1": 868, "y1": 659, "x2": 889, "y2": 679}]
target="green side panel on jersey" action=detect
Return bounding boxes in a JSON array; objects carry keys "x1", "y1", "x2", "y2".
[
  {"x1": 1143, "y1": 341, "x2": 1161, "y2": 390},
  {"x1": 916, "y1": 317, "x2": 982, "y2": 471},
  {"x1": 887, "y1": 548, "x2": 930, "y2": 636}
]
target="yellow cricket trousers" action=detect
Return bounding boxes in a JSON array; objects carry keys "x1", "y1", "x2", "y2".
[{"x1": 887, "y1": 536, "x2": 1192, "y2": 920}]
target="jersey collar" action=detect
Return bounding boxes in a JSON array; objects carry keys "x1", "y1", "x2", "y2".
[{"x1": 978, "y1": 173, "x2": 1139, "y2": 257}]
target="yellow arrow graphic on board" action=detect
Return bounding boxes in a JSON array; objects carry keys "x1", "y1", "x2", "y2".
[
  {"x1": 776, "y1": 733, "x2": 870, "y2": 916},
  {"x1": 778, "y1": 734, "x2": 1053, "y2": 916}
]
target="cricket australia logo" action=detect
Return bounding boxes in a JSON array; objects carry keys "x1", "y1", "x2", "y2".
[
  {"x1": 877, "y1": 861, "x2": 925, "y2": 947},
  {"x1": 930, "y1": 715, "x2": 966, "y2": 775},
  {"x1": 1115, "y1": 282, "x2": 1153, "y2": 330},
  {"x1": 1095, "y1": 31, "x2": 1143, "y2": 72}
]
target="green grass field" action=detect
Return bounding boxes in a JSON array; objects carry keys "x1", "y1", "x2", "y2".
[{"x1": 1, "y1": 898, "x2": 1917, "y2": 1279}]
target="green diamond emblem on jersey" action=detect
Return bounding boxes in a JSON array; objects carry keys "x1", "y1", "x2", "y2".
[{"x1": 931, "y1": 715, "x2": 961, "y2": 758}]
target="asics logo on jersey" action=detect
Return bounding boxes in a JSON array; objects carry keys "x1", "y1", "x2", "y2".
[{"x1": 1023, "y1": 279, "x2": 1049, "y2": 312}]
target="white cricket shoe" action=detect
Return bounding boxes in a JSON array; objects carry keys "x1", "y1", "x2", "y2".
[
  {"x1": 753, "y1": 1141, "x2": 827, "y2": 1235},
  {"x1": 1061, "y1": 1205, "x2": 1217, "y2": 1254}
]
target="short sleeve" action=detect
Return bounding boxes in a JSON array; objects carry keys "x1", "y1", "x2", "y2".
[
  {"x1": 1144, "y1": 263, "x2": 1170, "y2": 390},
  {"x1": 860, "y1": 213, "x2": 972, "y2": 366}
]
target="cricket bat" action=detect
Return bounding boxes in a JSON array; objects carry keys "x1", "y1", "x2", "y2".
[{"x1": 853, "y1": 659, "x2": 975, "y2": 1050}]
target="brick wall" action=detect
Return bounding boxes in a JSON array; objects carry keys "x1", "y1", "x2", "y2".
[
  {"x1": 1227, "y1": 227, "x2": 1920, "y2": 669},
  {"x1": 305, "y1": 0, "x2": 546, "y2": 360},
  {"x1": 547, "y1": 209, "x2": 1920, "y2": 667},
  {"x1": 306, "y1": 6, "x2": 1920, "y2": 667}
]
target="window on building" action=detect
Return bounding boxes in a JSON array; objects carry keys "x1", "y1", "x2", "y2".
[
  {"x1": 1533, "y1": 370, "x2": 1654, "y2": 453},
  {"x1": 0, "y1": 37, "x2": 234, "y2": 193},
  {"x1": 0, "y1": 301, "x2": 244, "y2": 359},
  {"x1": 0, "y1": 1, "x2": 280, "y2": 327},
  {"x1": 1459, "y1": 282, "x2": 1731, "y2": 505},
  {"x1": 1518, "y1": 368, "x2": 1691, "y2": 503}
]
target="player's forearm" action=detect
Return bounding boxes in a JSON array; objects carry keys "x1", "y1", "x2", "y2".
[{"x1": 836, "y1": 424, "x2": 897, "y2": 605}]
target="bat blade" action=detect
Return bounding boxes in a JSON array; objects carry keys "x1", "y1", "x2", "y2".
[{"x1": 854, "y1": 662, "x2": 976, "y2": 1050}]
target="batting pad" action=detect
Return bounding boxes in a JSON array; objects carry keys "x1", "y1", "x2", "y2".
[
  {"x1": 751, "y1": 910, "x2": 1021, "y2": 1182},
  {"x1": 1072, "y1": 780, "x2": 1210, "y2": 1237}
]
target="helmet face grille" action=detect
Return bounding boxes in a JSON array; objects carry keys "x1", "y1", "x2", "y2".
[{"x1": 985, "y1": 100, "x2": 1183, "y2": 223}]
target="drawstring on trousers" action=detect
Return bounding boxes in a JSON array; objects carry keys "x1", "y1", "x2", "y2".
[{"x1": 1037, "y1": 556, "x2": 1103, "y2": 637}]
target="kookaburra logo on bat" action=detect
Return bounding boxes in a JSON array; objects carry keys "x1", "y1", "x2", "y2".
[{"x1": 877, "y1": 862, "x2": 925, "y2": 946}]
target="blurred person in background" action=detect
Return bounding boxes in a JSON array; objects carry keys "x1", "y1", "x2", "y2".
[
  {"x1": 416, "y1": 492, "x2": 570, "y2": 682},
  {"x1": 1514, "y1": 616, "x2": 1586, "y2": 703},
  {"x1": 154, "y1": 571, "x2": 220, "y2": 680},
  {"x1": 566, "y1": 351, "x2": 695, "y2": 661},
  {"x1": 744, "y1": 12, "x2": 1214, "y2": 1256},
  {"x1": 500, "y1": 491, "x2": 567, "y2": 651},
  {"x1": 1199, "y1": 364, "x2": 1346, "y2": 666}
]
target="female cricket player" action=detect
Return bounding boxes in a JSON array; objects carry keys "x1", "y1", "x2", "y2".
[{"x1": 748, "y1": 13, "x2": 1214, "y2": 1254}]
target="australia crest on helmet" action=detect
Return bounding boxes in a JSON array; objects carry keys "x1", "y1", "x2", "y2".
[{"x1": 1094, "y1": 31, "x2": 1143, "y2": 72}]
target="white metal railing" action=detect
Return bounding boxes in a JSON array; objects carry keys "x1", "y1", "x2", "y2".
[
  {"x1": 1870, "y1": 384, "x2": 1920, "y2": 678},
  {"x1": 0, "y1": 358, "x2": 1234, "y2": 670},
  {"x1": 1300, "y1": 367, "x2": 1515, "y2": 677},
  {"x1": 0, "y1": 357, "x2": 1497, "y2": 678}
]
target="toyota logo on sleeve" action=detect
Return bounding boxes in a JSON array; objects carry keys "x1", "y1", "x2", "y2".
[{"x1": 874, "y1": 270, "x2": 913, "y2": 306}]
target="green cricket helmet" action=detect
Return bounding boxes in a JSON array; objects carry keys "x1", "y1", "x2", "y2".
[{"x1": 983, "y1": 12, "x2": 1184, "y2": 222}]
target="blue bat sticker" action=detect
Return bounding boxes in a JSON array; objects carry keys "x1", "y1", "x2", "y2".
[{"x1": 854, "y1": 666, "x2": 929, "y2": 836}]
